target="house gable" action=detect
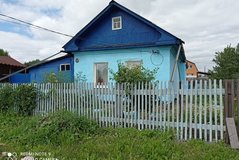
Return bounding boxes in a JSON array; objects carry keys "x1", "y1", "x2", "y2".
[{"x1": 63, "y1": 1, "x2": 183, "y2": 52}]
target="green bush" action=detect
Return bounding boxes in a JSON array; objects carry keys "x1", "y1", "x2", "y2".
[
  {"x1": 0, "y1": 84, "x2": 15, "y2": 112},
  {"x1": 14, "y1": 84, "x2": 38, "y2": 116},
  {"x1": 110, "y1": 63, "x2": 158, "y2": 84},
  {"x1": 0, "y1": 84, "x2": 39, "y2": 116}
]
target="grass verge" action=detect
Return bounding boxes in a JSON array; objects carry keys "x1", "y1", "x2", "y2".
[{"x1": 0, "y1": 111, "x2": 238, "y2": 160}]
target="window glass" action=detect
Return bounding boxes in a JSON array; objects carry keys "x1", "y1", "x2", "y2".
[
  {"x1": 126, "y1": 61, "x2": 142, "y2": 68},
  {"x1": 60, "y1": 64, "x2": 70, "y2": 71},
  {"x1": 95, "y1": 63, "x2": 108, "y2": 84},
  {"x1": 112, "y1": 17, "x2": 122, "y2": 30},
  {"x1": 66, "y1": 64, "x2": 70, "y2": 71}
]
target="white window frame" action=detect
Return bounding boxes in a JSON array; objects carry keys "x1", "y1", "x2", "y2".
[
  {"x1": 60, "y1": 63, "x2": 71, "y2": 71},
  {"x1": 94, "y1": 62, "x2": 108, "y2": 86},
  {"x1": 112, "y1": 16, "x2": 122, "y2": 30}
]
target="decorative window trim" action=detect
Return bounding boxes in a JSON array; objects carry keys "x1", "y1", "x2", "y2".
[
  {"x1": 60, "y1": 63, "x2": 71, "y2": 71},
  {"x1": 112, "y1": 16, "x2": 122, "y2": 30}
]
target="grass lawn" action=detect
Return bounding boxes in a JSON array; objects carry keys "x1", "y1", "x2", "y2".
[{"x1": 0, "y1": 111, "x2": 238, "y2": 160}]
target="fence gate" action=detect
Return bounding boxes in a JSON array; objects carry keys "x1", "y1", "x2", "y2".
[{"x1": 224, "y1": 80, "x2": 239, "y2": 148}]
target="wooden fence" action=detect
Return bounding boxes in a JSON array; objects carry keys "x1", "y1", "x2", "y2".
[
  {"x1": 224, "y1": 80, "x2": 239, "y2": 148},
  {"x1": 1, "y1": 80, "x2": 225, "y2": 142}
]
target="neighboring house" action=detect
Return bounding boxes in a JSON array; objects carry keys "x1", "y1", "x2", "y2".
[
  {"x1": 186, "y1": 60, "x2": 198, "y2": 79},
  {"x1": 186, "y1": 60, "x2": 210, "y2": 80},
  {"x1": 0, "y1": 56, "x2": 25, "y2": 83},
  {"x1": 63, "y1": 1, "x2": 186, "y2": 83},
  {"x1": 10, "y1": 54, "x2": 74, "y2": 83}
]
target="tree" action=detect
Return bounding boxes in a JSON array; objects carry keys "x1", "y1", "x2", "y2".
[
  {"x1": 209, "y1": 44, "x2": 239, "y2": 79},
  {"x1": 24, "y1": 59, "x2": 41, "y2": 67},
  {"x1": 110, "y1": 63, "x2": 158, "y2": 84},
  {"x1": 0, "y1": 49, "x2": 9, "y2": 56},
  {"x1": 110, "y1": 63, "x2": 159, "y2": 112}
]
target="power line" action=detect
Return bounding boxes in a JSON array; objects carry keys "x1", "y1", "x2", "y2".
[{"x1": 0, "y1": 13, "x2": 73, "y2": 38}]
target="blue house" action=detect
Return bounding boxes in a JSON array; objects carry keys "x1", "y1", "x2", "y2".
[
  {"x1": 10, "y1": 54, "x2": 74, "y2": 83},
  {"x1": 63, "y1": 1, "x2": 186, "y2": 84}
]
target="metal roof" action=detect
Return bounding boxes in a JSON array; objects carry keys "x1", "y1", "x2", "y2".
[{"x1": 0, "y1": 56, "x2": 25, "y2": 67}]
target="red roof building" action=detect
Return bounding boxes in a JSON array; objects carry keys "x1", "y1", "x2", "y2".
[{"x1": 0, "y1": 56, "x2": 25, "y2": 82}]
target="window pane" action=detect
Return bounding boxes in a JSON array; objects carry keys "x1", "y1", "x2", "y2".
[
  {"x1": 66, "y1": 64, "x2": 70, "y2": 71},
  {"x1": 126, "y1": 61, "x2": 142, "y2": 68},
  {"x1": 112, "y1": 17, "x2": 121, "y2": 29},
  {"x1": 95, "y1": 63, "x2": 108, "y2": 84},
  {"x1": 61, "y1": 65, "x2": 65, "y2": 71}
]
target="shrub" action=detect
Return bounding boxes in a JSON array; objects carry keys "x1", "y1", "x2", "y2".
[
  {"x1": 0, "y1": 84, "x2": 15, "y2": 112},
  {"x1": 14, "y1": 84, "x2": 39, "y2": 116},
  {"x1": 110, "y1": 63, "x2": 158, "y2": 84},
  {"x1": 111, "y1": 63, "x2": 159, "y2": 111},
  {"x1": 0, "y1": 84, "x2": 39, "y2": 115}
]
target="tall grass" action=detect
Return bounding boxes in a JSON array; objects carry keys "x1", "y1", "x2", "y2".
[{"x1": 0, "y1": 111, "x2": 238, "y2": 160}]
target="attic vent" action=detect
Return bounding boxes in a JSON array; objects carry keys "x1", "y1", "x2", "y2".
[{"x1": 112, "y1": 16, "x2": 122, "y2": 30}]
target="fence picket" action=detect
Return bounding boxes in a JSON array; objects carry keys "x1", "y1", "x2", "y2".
[
  {"x1": 204, "y1": 80, "x2": 208, "y2": 141},
  {"x1": 159, "y1": 82, "x2": 163, "y2": 129},
  {"x1": 156, "y1": 82, "x2": 159, "y2": 129},
  {"x1": 194, "y1": 80, "x2": 198, "y2": 139},
  {"x1": 176, "y1": 82, "x2": 179, "y2": 139},
  {"x1": 185, "y1": 81, "x2": 189, "y2": 140},
  {"x1": 163, "y1": 82, "x2": 167, "y2": 130},
  {"x1": 214, "y1": 80, "x2": 218, "y2": 142},
  {"x1": 199, "y1": 80, "x2": 203, "y2": 139},
  {"x1": 189, "y1": 80, "x2": 193, "y2": 140},
  {"x1": 219, "y1": 80, "x2": 223, "y2": 140},
  {"x1": 180, "y1": 81, "x2": 184, "y2": 140},
  {"x1": 167, "y1": 81, "x2": 170, "y2": 130},
  {"x1": 209, "y1": 79, "x2": 213, "y2": 142}
]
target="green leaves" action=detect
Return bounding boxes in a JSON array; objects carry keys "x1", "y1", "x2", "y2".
[
  {"x1": 0, "y1": 84, "x2": 15, "y2": 112},
  {"x1": 0, "y1": 84, "x2": 39, "y2": 116},
  {"x1": 209, "y1": 44, "x2": 239, "y2": 79},
  {"x1": 0, "y1": 48, "x2": 9, "y2": 56},
  {"x1": 110, "y1": 63, "x2": 159, "y2": 84}
]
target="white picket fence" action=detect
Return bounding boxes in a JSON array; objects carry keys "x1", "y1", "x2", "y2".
[{"x1": 2, "y1": 80, "x2": 225, "y2": 142}]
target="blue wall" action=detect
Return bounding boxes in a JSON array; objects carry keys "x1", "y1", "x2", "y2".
[
  {"x1": 73, "y1": 46, "x2": 185, "y2": 83},
  {"x1": 29, "y1": 57, "x2": 74, "y2": 83},
  {"x1": 64, "y1": 6, "x2": 179, "y2": 52},
  {"x1": 10, "y1": 73, "x2": 30, "y2": 83},
  {"x1": 10, "y1": 57, "x2": 74, "y2": 83}
]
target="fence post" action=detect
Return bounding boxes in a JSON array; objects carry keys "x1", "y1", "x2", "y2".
[
  {"x1": 224, "y1": 80, "x2": 235, "y2": 144},
  {"x1": 237, "y1": 80, "x2": 239, "y2": 133}
]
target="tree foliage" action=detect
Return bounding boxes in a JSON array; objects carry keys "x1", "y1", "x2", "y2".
[
  {"x1": 110, "y1": 63, "x2": 158, "y2": 84},
  {"x1": 209, "y1": 44, "x2": 239, "y2": 79},
  {"x1": 0, "y1": 48, "x2": 9, "y2": 56},
  {"x1": 24, "y1": 59, "x2": 41, "y2": 67}
]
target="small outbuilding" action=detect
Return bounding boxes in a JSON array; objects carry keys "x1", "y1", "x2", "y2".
[
  {"x1": 0, "y1": 56, "x2": 25, "y2": 83},
  {"x1": 10, "y1": 54, "x2": 74, "y2": 83}
]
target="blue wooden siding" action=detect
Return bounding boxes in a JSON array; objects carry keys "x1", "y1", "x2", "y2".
[
  {"x1": 73, "y1": 46, "x2": 185, "y2": 82},
  {"x1": 29, "y1": 57, "x2": 74, "y2": 83},
  {"x1": 63, "y1": 1, "x2": 183, "y2": 53},
  {"x1": 10, "y1": 73, "x2": 30, "y2": 83},
  {"x1": 73, "y1": 9, "x2": 175, "y2": 51},
  {"x1": 10, "y1": 56, "x2": 74, "y2": 83},
  {"x1": 64, "y1": 1, "x2": 186, "y2": 83}
]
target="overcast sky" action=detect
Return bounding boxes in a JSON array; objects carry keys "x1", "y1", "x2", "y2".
[{"x1": 0, "y1": 0, "x2": 239, "y2": 71}]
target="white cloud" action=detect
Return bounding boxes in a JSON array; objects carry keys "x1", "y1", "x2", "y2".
[{"x1": 0, "y1": 0, "x2": 239, "y2": 71}]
